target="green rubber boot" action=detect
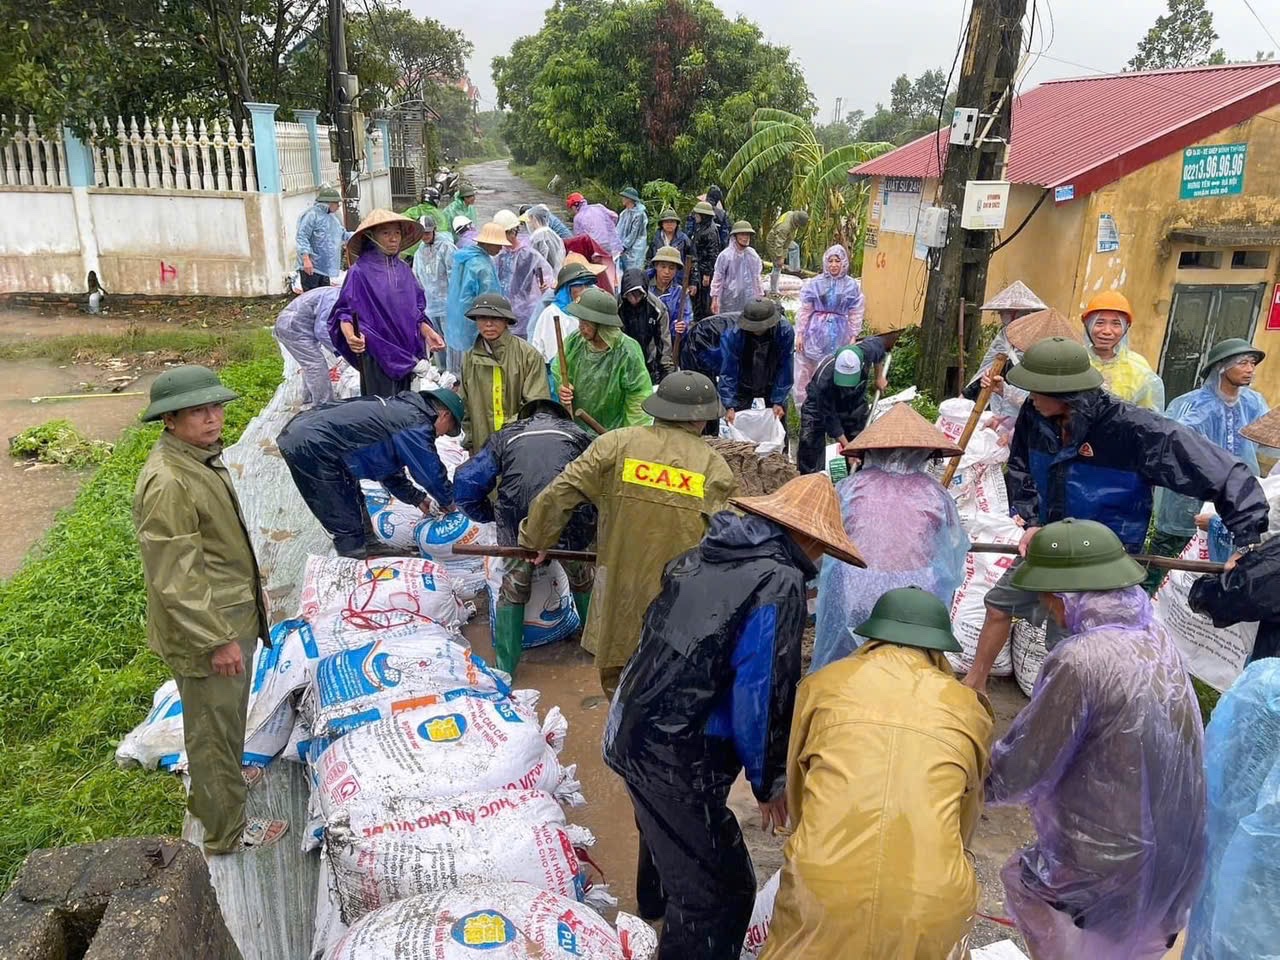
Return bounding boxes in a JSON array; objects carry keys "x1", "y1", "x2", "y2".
[
  {"x1": 494, "y1": 604, "x2": 526, "y2": 678},
  {"x1": 572, "y1": 592, "x2": 591, "y2": 629}
]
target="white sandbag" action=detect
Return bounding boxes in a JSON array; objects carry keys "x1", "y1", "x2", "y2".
[
  {"x1": 325, "y1": 789, "x2": 606, "y2": 924},
  {"x1": 868, "y1": 386, "x2": 917, "y2": 422},
  {"x1": 414, "y1": 509, "x2": 489, "y2": 558},
  {"x1": 720, "y1": 406, "x2": 786, "y2": 455},
  {"x1": 116, "y1": 681, "x2": 185, "y2": 771},
  {"x1": 302, "y1": 630, "x2": 512, "y2": 739},
  {"x1": 1154, "y1": 529, "x2": 1257, "y2": 692},
  {"x1": 935, "y1": 397, "x2": 974, "y2": 444},
  {"x1": 739, "y1": 870, "x2": 781, "y2": 959},
  {"x1": 325, "y1": 882, "x2": 656, "y2": 960},
  {"x1": 307, "y1": 698, "x2": 584, "y2": 846},
  {"x1": 434, "y1": 434, "x2": 470, "y2": 480},
  {"x1": 948, "y1": 455, "x2": 1011, "y2": 520},
  {"x1": 362, "y1": 481, "x2": 423, "y2": 550},
  {"x1": 947, "y1": 512, "x2": 1018, "y2": 678},
  {"x1": 298, "y1": 554, "x2": 468, "y2": 649},
  {"x1": 440, "y1": 556, "x2": 489, "y2": 602},
  {"x1": 485, "y1": 560, "x2": 582, "y2": 649},
  {"x1": 1010, "y1": 619, "x2": 1048, "y2": 697}
]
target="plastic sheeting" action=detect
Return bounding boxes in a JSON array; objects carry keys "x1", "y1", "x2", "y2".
[
  {"x1": 1185, "y1": 659, "x2": 1280, "y2": 960},
  {"x1": 497, "y1": 241, "x2": 556, "y2": 337},
  {"x1": 1086, "y1": 326, "x2": 1165, "y2": 412},
  {"x1": 794, "y1": 244, "x2": 865, "y2": 407},
  {"x1": 987, "y1": 586, "x2": 1206, "y2": 960},
  {"x1": 524, "y1": 205, "x2": 565, "y2": 271},
  {"x1": 710, "y1": 242, "x2": 764, "y2": 315},
  {"x1": 411, "y1": 235, "x2": 456, "y2": 330},
  {"x1": 572, "y1": 202, "x2": 623, "y2": 255},
  {"x1": 812, "y1": 450, "x2": 968, "y2": 671}
]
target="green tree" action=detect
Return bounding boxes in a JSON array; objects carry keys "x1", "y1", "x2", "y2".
[
  {"x1": 722, "y1": 108, "x2": 892, "y2": 270},
  {"x1": 1127, "y1": 0, "x2": 1226, "y2": 71},
  {"x1": 493, "y1": 0, "x2": 812, "y2": 190},
  {"x1": 855, "y1": 68, "x2": 954, "y2": 145}
]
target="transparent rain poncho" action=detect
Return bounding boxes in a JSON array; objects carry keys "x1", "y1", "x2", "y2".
[
  {"x1": 572, "y1": 202, "x2": 623, "y2": 255},
  {"x1": 411, "y1": 233, "x2": 456, "y2": 329},
  {"x1": 496, "y1": 238, "x2": 555, "y2": 338},
  {"x1": 1156, "y1": 358, "x2": 1269, "y2": 536},
  {"x1": 1086, "y1": 317, "x2": 1166, "y2": 411},
  {"x1": 812, "y1": 449, "x2": 968, "y2": 672},
  {"x1": 525, "y1": 205, "x2": 565, "y2": 272},
  {"x1": 794, "y1": 244, "x2": 865, "y2": 407},
  {"x1": 987, "y1": 586, "x2": 1206, "y2": 960},
  {"x1": 1185, "y1": 659, "x2": 1280, "y2": 960},
  {"x1": 710, "y1": 241, "x2": 763, "y2": 314}
]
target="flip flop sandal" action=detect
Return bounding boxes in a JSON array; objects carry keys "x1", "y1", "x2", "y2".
[
  {"x1": 241, "y1": 766, "x2": 265, "y2": 790},
  {"x1": 240, "y1": 818, "x2": 289, "y2": 850}
]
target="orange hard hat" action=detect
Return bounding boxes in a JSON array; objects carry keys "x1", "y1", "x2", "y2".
[{"x1": 1082, "y1": 291, "x2": 1133, "y2": 323}]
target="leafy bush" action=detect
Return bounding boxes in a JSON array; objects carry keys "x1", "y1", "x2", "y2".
[
  {"x1": 0, "y1": 334, "x2": 282, "y2": 886},
  {"x1": 10, "y1": 420, "x2": 113, "y2": 467}
]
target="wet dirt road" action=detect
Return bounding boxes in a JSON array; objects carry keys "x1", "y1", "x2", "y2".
[{"x1": 463, "y1": 159, "x2": 569, "y2": 225}]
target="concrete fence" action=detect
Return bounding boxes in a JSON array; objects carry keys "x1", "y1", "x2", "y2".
[{"x1": 0, "y1": 104, "x2": 394, "y2": 298}]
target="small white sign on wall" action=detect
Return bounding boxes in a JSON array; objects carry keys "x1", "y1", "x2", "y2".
[{"x1": 961, "y1": 180, "x2": 1011, "y2": 230}]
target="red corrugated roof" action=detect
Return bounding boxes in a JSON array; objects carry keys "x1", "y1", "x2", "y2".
[{"x1": 850, "y1": 62, "x2": 1280, "y2": 201}]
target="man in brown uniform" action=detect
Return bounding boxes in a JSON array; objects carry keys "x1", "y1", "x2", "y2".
[
  {"x1": 520, "y1": 370, "x2": 736, "y2": 696},
  {"x1": 132, "y1": 366, "x2": 288, "y2": 853}
]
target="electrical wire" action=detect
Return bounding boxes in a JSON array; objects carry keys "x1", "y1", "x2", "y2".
[
  {"x1": 990, "y1": 187, "x2": 1049, "y2": 254},
  {"x1": 935, "y1": 0, "x2": 972, "y2": 188},
  {"x1": 1240, "y1": 0, "x2": 1280, "y2": 52}
]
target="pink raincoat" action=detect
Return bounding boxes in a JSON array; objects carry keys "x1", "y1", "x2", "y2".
[{"x1": 794, "y1": 244, "x2": 864, "y2": 406}]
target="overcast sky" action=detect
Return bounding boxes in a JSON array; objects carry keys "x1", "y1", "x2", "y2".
[{"x1": 408, "y1": 0, "x2": 1276, "y2": 119}]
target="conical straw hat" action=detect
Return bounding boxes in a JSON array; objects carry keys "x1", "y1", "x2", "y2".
[
  {"x1": 730, "y1": 473, "x2": 865, "y2": 567},
  {"x1": 564, "y1": 251, "x2": 607, "y2": 275},
  {"x1": 346, "y1": 208, "x2": 423, "y2": 261},
  {"x1": 842, "y1": 402, "x2": 963, "y2": 458},
  {"x1": 1242, "y1": 407, "x2": 1280, "y2": 448},
  {"x1": 475, "y1": 221, "x2": 514, "y2": 247},
  {"x1": 982, "y1": 280, "x2": 1046, "y2": 312},
  {"x1": 1005, "y1": 307, "x2": 1084, "y2": 352}
]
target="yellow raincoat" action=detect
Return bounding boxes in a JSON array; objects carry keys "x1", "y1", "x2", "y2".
[
  {"x1": 762, "y1": 641, "x2": 993, "y2": 960},
  {"x1": 1089, "y1": 345, "x2": 1165, "y2": 411}
]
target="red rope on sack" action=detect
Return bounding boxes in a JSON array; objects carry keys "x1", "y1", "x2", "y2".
[
  {"x1": 339, "y1": 558, "x2": 445, "y2": 630},
  {"x1": 977, "y1": 912, "x2": 1019, "y2": 928},
  {"x1": 574, "y1": 845, "x2": 609, "y2": 889}
]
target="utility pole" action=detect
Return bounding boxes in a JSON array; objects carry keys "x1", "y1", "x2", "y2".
[
  {"x1": 329, "y1": 0, "x2": 360, "y2": 230},
  {"x1": 918, "y1": 0, "x2": 1026, "y2": 398}
]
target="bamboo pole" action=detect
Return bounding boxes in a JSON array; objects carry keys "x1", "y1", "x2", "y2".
[{"x1": 940, "y1": 353, "x2": 1007, "y2": 487}]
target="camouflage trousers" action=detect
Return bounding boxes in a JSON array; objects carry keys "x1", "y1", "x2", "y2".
[{"x1": 498, "y1": 557, "x2": 595, "y2": 607}]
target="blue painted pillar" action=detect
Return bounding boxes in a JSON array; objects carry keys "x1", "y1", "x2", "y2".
[
  {"x1": 245, "y1": 102, "x2": 281, "y2": 193},
  {"x1": 295, "y1": 109, "x2": 322, "y2": 186},
  {"x1": 62, "y1": 126, "x2": 95, "y2": 187},
  {"x1": 375, "y1": 118, "x2": 391, "y2": 171}
]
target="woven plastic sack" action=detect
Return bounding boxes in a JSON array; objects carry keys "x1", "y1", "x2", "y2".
[
  {"x1": 298, "y1": 555, "x2": 468, "y2": 650},
  {"x1": 739, "y1": 870, "x2": 781, "y2": 959},
  {"x1": 947, "y1": 511, "x2": 1017, "y2": 678},
  {"x1": 415, "y1": 509, "x2": 487, "y2": 558},
  {"x1": 325, "y1": 789, "x2": 608, "y2": 924},
  {"x1": 363, "y1": 481, "x2": 423, "y2": 550},
  {"x1": 485, "y1": 559, "x2": 582, "y2": 649},
  {"x1": 1010, "y1": 620, "x2": 1048, "y2": 697},
  {"x1": 325, "y1": 882, "x2": 656, "y2": 960}
]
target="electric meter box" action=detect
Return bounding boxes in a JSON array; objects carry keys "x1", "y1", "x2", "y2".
[
  {"x1": 950, "y1": 107, "x2": 979, "y2": 146},
  {"x1": 919, "y1": 207, "x2": 949, "y2": 247}
]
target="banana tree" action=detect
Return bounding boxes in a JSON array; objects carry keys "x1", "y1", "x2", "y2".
[{"x1": 722, "y1": 108, "x2": 893, "y2": 272}]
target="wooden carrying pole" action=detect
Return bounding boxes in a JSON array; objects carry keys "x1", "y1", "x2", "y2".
[
  {"x1": 969, "y1": 542, "x2": 1225, "y2": 575},
  {"x1": 940, "y1": 353, "x2": 1007, "y2": 487},
  {"x1": 553, "y1": 319, "x2": 573, "y2": 416},
  {"x1": 453, "y1": 544, "x2": 598, "y2": 563}
]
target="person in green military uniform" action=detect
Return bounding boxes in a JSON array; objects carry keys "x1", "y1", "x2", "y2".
[
  {"x1": 519, "y1": 370, "x2": 737, "y2": 695},
  {"x1": 132, "y1": 366, "x2": 289, "y2": 854},
  {"x1": 554, "y1": 286, "x2": 654, "y2": 433},
  {"x1": 460, "y1": 293, "x2": 551, "y2": 453}
]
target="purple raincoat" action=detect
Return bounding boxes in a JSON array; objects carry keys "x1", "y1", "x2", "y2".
[
  {"x1": 987, "y1": 586, "x2": 1207, "y2": 960},
  {"x1": 572, "y1": 203, "x2": 623, "y2": 255},
  {"x1": 795, "y1": 244, "x2": 865, "y2": 406},
  {"x1": 328, "y1": 244, "x2": 427, "y2": 379}
]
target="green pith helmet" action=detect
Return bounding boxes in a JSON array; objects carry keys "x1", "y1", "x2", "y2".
[
  {"x1": 650, "y1": 245, "x2": 685, "y2": 267},
  {"x1": 555, "y1": 261, "x2": 596, "y2": 290},
  {"x1": 854, "y1": 586, "x2": 962, "y2": 653},
  {"x1": 424, "y1": 388, "x2": 464, "y2": 436},
  {"x1": 1011, "y1": 519, "x2": 1145, "y2": 593},
  {"x1": 141, "y1": 365, "x2": 239, "y2": 422},
  {"x1": 566, "y1": 287, "x2": 622, "y2": 328},
  {"x1": 619, "y1": 186, "x2": 641, "y2": 202},
  {"x1": 658, "y1": 207, "x2": 679, "y2": 223},
  {"x1": 730, "y1": 219, "x2": 755, "y2": 236},
  {"x1": 642, "y1": 370, "x2": 724, "y2": 422},
  {"x1": 1005, "y1": 337, "x2": 1104, "y2": 394},
  {"x1": 692, "y1": 200, "x2": 715, "y2": 217},
  {"x1": 1201, "y1": 338, "x2": 1265, "y2": 378},
  {"x1": 458, "y1": 182, "x2": 476, "y2": 198},
  {"x1": 466, "y1": 292, "x2": 517, "y2": 323},
  {"x1": 315, "y1": 183, "x2": 341, "y2": 203},
  {"x1": 792, "y1": 210, "x2": 810, "y2": 227}
]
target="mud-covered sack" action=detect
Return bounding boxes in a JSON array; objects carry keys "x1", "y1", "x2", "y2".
[
  {"x1": 1010, "y1": 620, "x2": 1048, "y2": 697},
  {"x1": 325, "y1": 882, "x2": 656, "y2": 960},
  {"x1": 947, "y1": 511, "x2": 1017, "y2": 678},
  {"x1": 302, "y1": 630, "x2": 512, "y2": 739},
  {"x1": 485, "y1": 559, "x2": 581, "y2": 649},
  {"x1": 299, "y1": 554, "x2": 468, "y2": 650},
  {"x1": 325, "y1": 789, "x2": 608, "y2": 924},
  {"x1": 739, "y1": 869, "x2": 781, "y2": 959}
]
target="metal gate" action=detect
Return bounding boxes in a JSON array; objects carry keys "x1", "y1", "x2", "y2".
[
  {"x1": 1159, "y1": 282, "x2": 1266, "y2": 399},
  {"x1": 387, "y1": 100, "x2": 435, "y2": 207}
]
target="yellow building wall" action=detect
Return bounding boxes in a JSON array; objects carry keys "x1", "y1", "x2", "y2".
[{"x1": 1068, "y1": 104, "x2": 1280, "y2": 404}]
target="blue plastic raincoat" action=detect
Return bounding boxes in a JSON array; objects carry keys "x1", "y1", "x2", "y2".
[
  {"x1": 987, "y1": 586, "x2": 1207, "y2": 960},
  {"x1": 411, "y1": 234, "x2": 456, "y2": 331},
  {"x1": 813, "y1": 449, "x2": 968, "y2": 671},
  {"x1": 295, "y1": 201, "x2": 345, "y2": 278},
  {"x1": 710, "y1": 242, "x2": 763, "y2": 315},
  {"x1": 572, "y1": 202, "x2": 623, "y2": 255},
  {"x1": 1156, "y1": 368, "x2": 1269, "y2": 537},
  {"x1": 794, "y1": 244, "x2": 865, "y2": 406},
  {"x1": 1185, "y1": 659, "x2": 1280, "y2": 960},
  {"x1": 616, "y1": 200, "x2": 649, "y2": 271},
  {"x1": 496, "y1": 239, "x2": 555, "y2": 338},
  {"x1": 445, "y1": 245, "x2": 502, "y2": 354}
]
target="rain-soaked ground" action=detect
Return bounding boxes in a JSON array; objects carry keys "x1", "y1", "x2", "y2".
[{"x1": 457, "y1": 160, "x2": 1039, "y2": 950}]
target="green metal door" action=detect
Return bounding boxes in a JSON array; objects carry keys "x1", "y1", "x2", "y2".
[{"x1": 1159, "y1": 283, "x2": 1264, "y2": 400}]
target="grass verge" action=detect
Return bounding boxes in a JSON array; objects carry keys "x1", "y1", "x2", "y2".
[
  {"x1": 0, "y1": 326, "x2": 272, "y2": 366},
  {"x1": 0, "y1": 329, "x2": 283, "y2": 887}
]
